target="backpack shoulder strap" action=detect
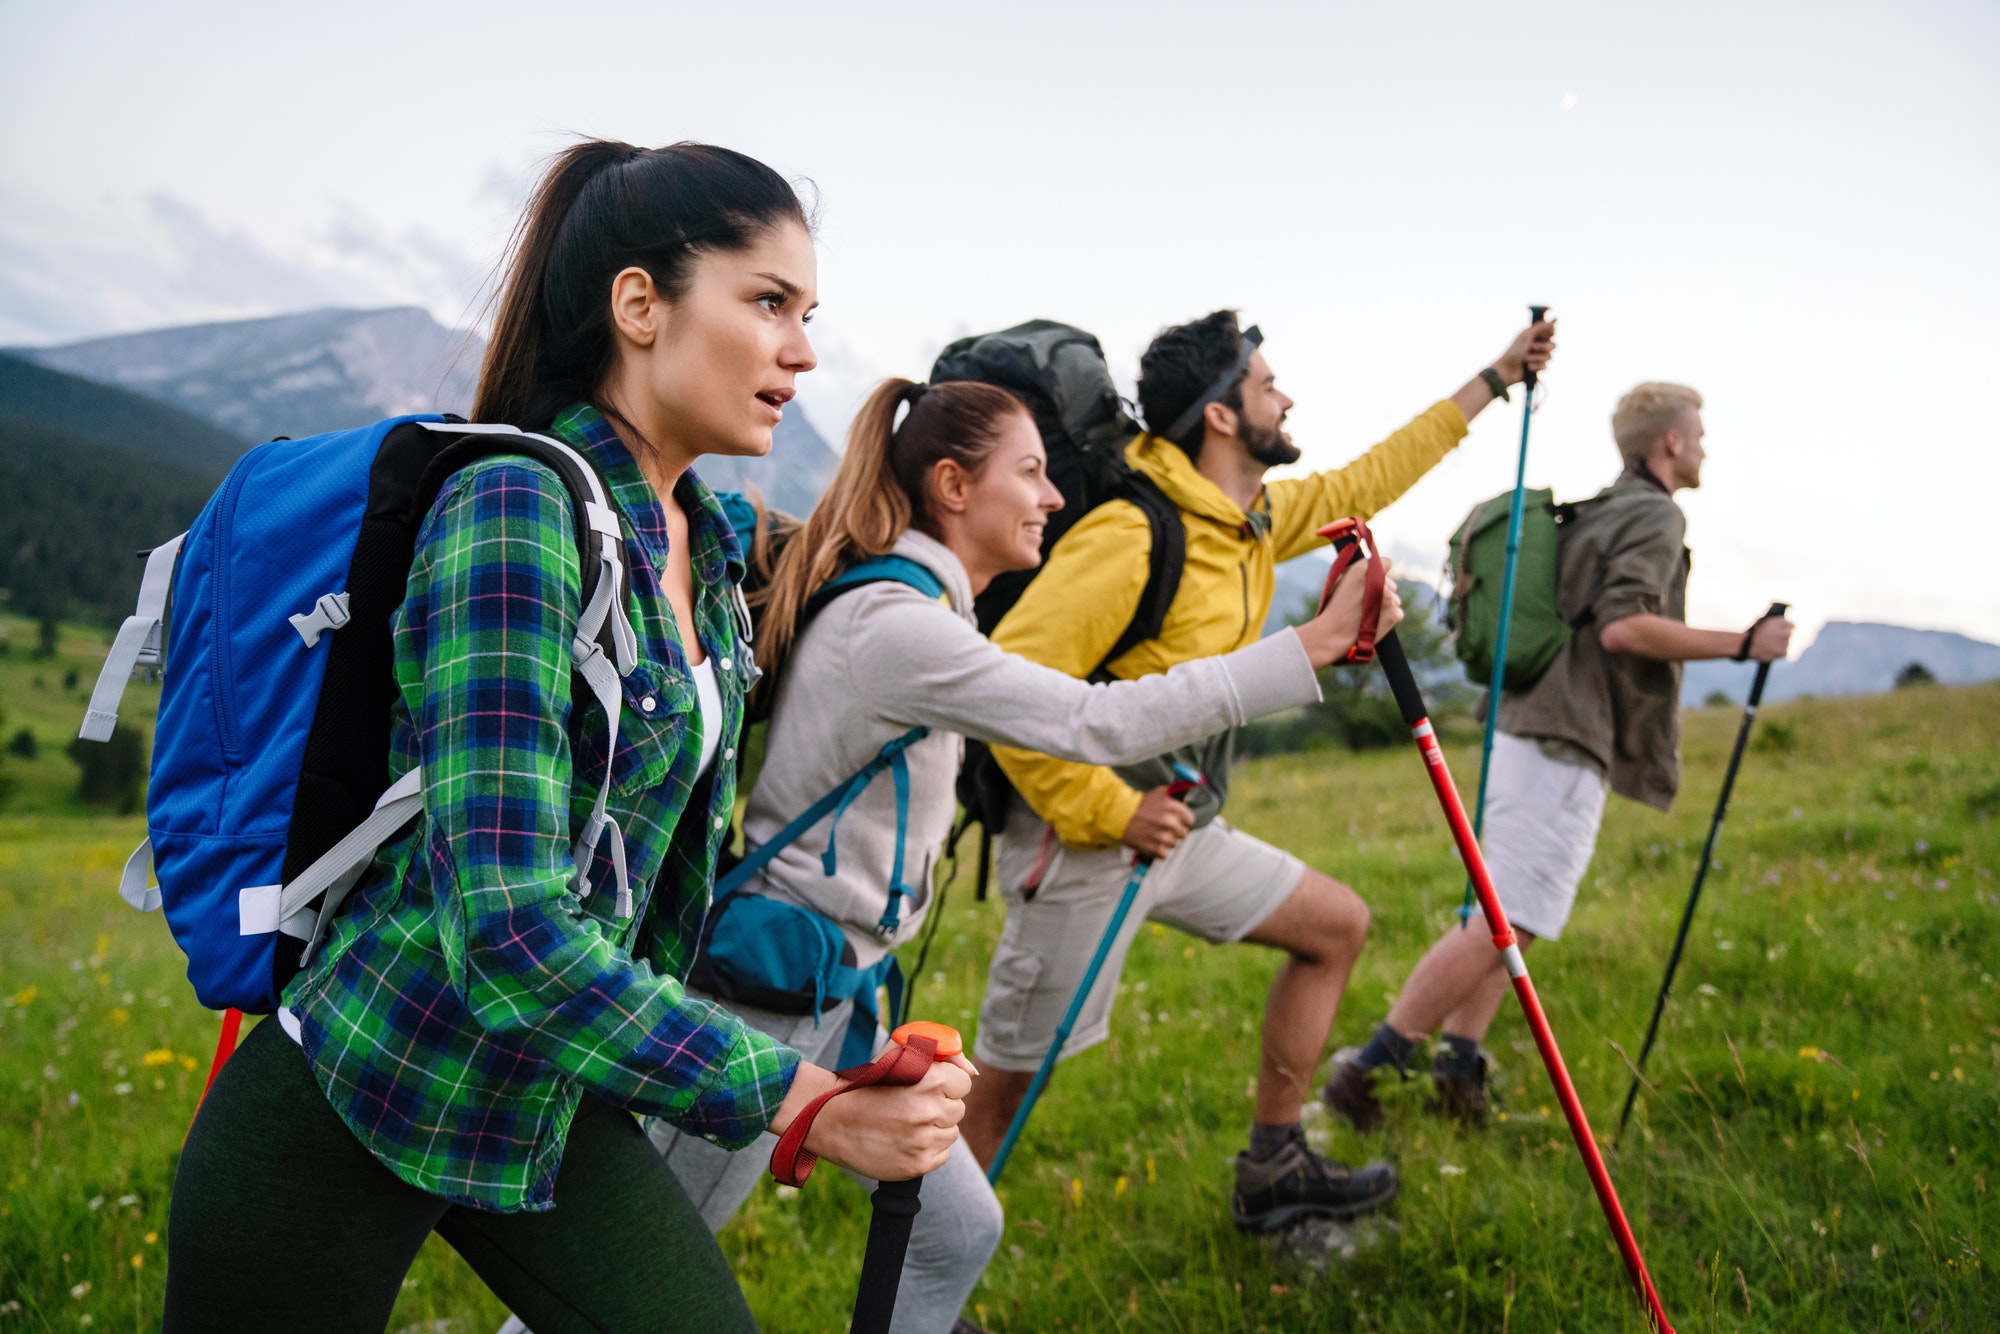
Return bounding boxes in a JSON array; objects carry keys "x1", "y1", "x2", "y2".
[
  {"x1": 807, "y1": 554, "x2": 947, "y2": 616},
  {"x1": 713, "y1": 723, "x2": 931, "y2": 913},
  {"x1": 1093, "y1": 472, "x2": 1186, "y2": 676},
  {"x1": 281, "y1": 421, "x2": 644, "y2": 981}
]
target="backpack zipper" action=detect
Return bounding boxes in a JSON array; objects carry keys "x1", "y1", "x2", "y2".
[{"x1": 208, "y1": 462, "x2": 253, "y2": 763}]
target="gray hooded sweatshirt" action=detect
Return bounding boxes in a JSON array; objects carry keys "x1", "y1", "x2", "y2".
[{"x1": 740, "y1": 529, "x2": 1322, "y2": 965}]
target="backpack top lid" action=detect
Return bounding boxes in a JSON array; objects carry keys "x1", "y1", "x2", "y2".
[
  {"x1": 930, "y1": 320, "x2": 1139, "y2": 465},
  {"x1": 928, "y1": 320, "x2": 1164, "y2": 638}
]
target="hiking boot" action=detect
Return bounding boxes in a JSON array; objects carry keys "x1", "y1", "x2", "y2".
[
  {"x1": 1426, "y1": 1045, "x2": 1497, "y2": 1128},
  {"x1": 1231, "y1": 1128, "x2": 1399, "y2": 1232},
  {"x1": 949, "y1": 1320, "x2": 992, "y2": 1334},
  {"x1": 1321, "y1": 1050, "x2": 1388, "y2": 1133}
]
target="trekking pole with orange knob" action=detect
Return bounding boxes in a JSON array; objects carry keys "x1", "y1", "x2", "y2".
[
  {"x1": 1318, "y1": 517, "x2": 1673, "y2": 1333},
  {"x1": 769, "y1": 1019, "x2": 967, "y2": 1334}
]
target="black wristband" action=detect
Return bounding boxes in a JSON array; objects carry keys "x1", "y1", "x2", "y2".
[
  {"x1": 1479, "y1": 367, "x2": 1511, "y2": 402},
  {"x1": 1732, "y1": 625, "x2": 1756, "y2": 662}
]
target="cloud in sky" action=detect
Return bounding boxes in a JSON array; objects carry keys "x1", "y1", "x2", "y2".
[{"x1": 0, "y1": 189, "x2": 486, "y2": 345}]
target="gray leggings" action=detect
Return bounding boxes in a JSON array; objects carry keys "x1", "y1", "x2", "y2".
[{"x1": 652, "y1": 993, "x2": 1003, "y2": 1334}]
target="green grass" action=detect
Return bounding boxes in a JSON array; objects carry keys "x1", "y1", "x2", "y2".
[
  {"x1": 2, "y1": 622, "x2": 1995, "y2": 1330},
  {"x1": 0, "y1": 613, "x2": 156, "y2": 818}
]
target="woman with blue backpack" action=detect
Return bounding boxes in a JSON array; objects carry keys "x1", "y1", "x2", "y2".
[
  {"x1": 644, "y1": 374, "x2": 1400, "y2": 1333},
  {"x1": 161, "y1": 141, "x2": 974, "y2": 1333}
]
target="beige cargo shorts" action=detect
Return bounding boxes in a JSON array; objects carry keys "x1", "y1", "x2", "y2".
[{"x1": 971, "y1": 799, "x2": 1305, "y2": 1072}]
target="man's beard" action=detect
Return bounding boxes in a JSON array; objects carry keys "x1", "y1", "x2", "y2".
[{"x1": 1242, "y1": 415, "x2": 1301, "y2": 467}]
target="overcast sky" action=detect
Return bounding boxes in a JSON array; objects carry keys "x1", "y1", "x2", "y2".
[{"x1": 3, "y1": 0, "x2": 1994, "y2": 644}]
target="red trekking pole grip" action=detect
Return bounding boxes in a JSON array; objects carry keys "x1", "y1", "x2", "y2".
[
  {"x1": 769, "y1": 1022, "x2": 962, "y2": 1187},
  {"x1": 1315, "y1": 518, "x2": 1388, "y2": 663}
]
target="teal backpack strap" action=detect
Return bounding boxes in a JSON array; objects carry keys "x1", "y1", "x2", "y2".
[
  {"x1": 838, "y1": 954, "x2": 907, "y2": 1070},
  {"x1": 818, "y1": 727, "x2": 929, "y2": 938},
  {"x1": 818, "y1": 554, "x2": 945, "y2": 605}
]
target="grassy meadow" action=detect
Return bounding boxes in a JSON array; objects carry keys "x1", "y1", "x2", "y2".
[{"x1": 1, "y1": 609, "x2": 1995, "y2": 1331}]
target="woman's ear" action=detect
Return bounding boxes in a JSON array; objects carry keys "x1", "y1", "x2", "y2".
[
  {"x1": 929, "y1": 457, "x2": 973, "y2": 517},
  {"x1": 609, "y1": 266, "x2": 662, "y2": 349}
]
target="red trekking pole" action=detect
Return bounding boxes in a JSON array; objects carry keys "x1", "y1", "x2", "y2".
[
  {"x1": 769, "y1": 1020, "x2": 965, "y2": 1334},
  {"x1": 1319, "y1": 518, "x2": 1672, "y2": 1333}
]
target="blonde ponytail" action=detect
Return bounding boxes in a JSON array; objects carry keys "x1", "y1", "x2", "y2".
[{"x1": 751, "y1": 376, "x2": 1026, "y2": 709}]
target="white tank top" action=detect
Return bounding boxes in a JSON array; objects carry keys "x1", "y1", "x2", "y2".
[{"x1": 690, "y1": 655, "x2": 722, "y2": 778}]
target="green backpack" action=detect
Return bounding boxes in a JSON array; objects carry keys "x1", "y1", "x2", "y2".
[
  {"x1": 1446, "y1": 482, "x2": 1658, "y2": 690},
  {"x1": 1445, "y1": 488, "x2": 1571, "y2": 690}
]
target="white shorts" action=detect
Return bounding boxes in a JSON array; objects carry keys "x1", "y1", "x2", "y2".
[
  {"x1": 972, "y1": 801, "x2": 1307, "y2": 1071},
  {"x1": 1481, "y1": 731, "x2": 1609, "y2": 941}
]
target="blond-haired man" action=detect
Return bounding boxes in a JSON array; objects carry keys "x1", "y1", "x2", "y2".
[{"x1": 1325, "y1": 382, "x2": 1793, "y2": 1128}]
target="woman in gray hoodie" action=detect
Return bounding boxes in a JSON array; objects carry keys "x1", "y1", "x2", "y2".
[{"x1": 653, "y1": 377, "x2": 1397, "y2": 1333}]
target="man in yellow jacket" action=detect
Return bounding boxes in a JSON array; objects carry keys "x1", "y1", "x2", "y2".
[{"x1": 961, "y1": 308, "x2": 1555, "y2": 1231}]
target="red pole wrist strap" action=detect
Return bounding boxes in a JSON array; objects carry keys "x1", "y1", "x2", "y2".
[
  {"x1": 1316, "y1": 517, "x2": 1387, "y2": 663},
  {"x1": 770, "y1": 1032, "x2": 941, "y2": 1188}
]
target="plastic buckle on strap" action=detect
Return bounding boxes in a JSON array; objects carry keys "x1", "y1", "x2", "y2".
[{"x1": 289, "y1": 591, "x2": 352, "y2": 647}]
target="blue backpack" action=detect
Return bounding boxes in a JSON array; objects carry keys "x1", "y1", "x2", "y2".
[
  {"x1": 79, "y1": 416, "x2": 640, "y2": 1014},
  {"x1": 688, "y1": 553, "x2": 943, "y2": 1068}
]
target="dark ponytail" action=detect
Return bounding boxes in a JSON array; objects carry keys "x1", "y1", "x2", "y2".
[{"x1": 473, "y1": 140, "x2": 809, "y2": 433}]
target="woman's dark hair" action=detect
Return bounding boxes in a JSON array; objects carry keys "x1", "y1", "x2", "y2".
[
  {"x1": 1136, "y1": 308, "x2": 1246, "y2": 462},
  {"x1": 473, "y1": 140, "x2": 809, "y2": 432},
  {"x1": 752, "y1": 377, "x2": 1027, "y2": 708}
]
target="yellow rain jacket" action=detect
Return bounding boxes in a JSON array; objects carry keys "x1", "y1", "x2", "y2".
[{"x1": 989, "y1": 400, "x2": 1469, "y2": 847}]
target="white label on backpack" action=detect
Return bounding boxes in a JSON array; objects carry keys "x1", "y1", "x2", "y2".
[{"x1": 239, "y1": 884, "x2": 317, "y2": 937}]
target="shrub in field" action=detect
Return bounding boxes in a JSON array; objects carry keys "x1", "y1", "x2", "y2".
[
  {"x1": 6, "y1": 726, "x2": 35, "y2": 758},
  {"x1": 1752, "y1": 717, "x2": 1798, "y2": 753},
  {"x1": 67, "y1": 724, "x2": 146, "y2": 813},
  {"x1": 1895, "y1": 660, "x2": 1937, "y2": 689}
]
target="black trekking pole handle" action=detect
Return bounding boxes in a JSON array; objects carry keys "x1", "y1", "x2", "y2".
[
  {"x1": 847, "y1": 1022, "x2": 964, "y2": 1334},
  {"x1": 1524, "y1": 305, "x2": 1550, "y2": 392},
  {"x1": 1615, "y1": 601, "x2": 1789, "y2": 1145},
  {"x1": 1742, "y1": 602, "x2": 1790, "y2": 709}
]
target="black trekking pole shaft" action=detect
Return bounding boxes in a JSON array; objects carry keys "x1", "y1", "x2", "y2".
[
  {"x1": 851, "y1": 1176, "x2": 923, "y2": 1334},
  {"x1": 1524, "y1": 304, "x2": 1549, "y2": 391},
  {"x1": 1615, "y1": 602, "x2": 1787, "y2": 1144}
]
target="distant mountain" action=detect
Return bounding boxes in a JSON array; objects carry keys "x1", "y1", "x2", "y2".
[
  {"x1": 692, "y1": 413, "x2": 840, "y2": 519},
  {"x1": 15, "y1": 307, "x2": 481, "y2": 445},
  {"x1": 0, "y1": 349, "x2": 247, "y2": 478},
  {"x1": 0, "y1": 353, "x2": 227, "y2": 624},
  {"x1": 14, "y1": 306, "x2": 842, "y2": 514},
  {"x1": 1684, "y1": 621, "x2": 2000, "y2": 706}
]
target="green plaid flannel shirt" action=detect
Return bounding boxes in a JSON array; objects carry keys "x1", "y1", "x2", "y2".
[{"x1": 283, "y1": 404, "x2": 797, "y2": 1211}]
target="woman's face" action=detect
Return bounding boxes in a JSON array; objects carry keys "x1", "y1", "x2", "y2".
[
  {"x1": 610, "y1": 218, "x2": 819, "y2": 462},
  {"x1": 945, "y1": 410, "x2": 1064, "y2": 576}
]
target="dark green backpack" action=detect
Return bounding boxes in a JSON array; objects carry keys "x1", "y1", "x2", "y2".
[
  {"x1": 1446, "y1": 482, "x2": 1656, "y2": 690},
  {"x1": 1445, "y1": 488, "x2": 1571, "y2": 690}
]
